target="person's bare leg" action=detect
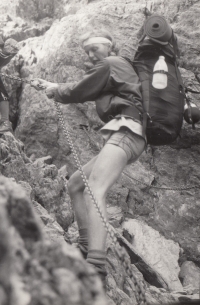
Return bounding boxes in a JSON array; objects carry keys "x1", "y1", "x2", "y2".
[
  {"x1": 67, "y1": 156, "x2": 98, "y2": 230},
  {"x1": 83, "y1": 144, "x2": 128, "y2": 251}
]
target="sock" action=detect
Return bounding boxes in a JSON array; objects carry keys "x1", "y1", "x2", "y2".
[
  {"x1": 86, "y1": 249, "x2": 107, "y2": 268},
  {"x1": 0, "y1": 100, "x2": 9, "y2": 122},
  {"x1": 78, "y1": 228, "x2": 88, "y2": 254}
]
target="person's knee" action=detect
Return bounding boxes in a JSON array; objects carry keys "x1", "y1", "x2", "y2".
[
  {"x1": 83, "y1": 181, "x2": 106, "y2": 203},
  {"x1": 67, "y1": 172, "x2": 85, "y2": 196}
]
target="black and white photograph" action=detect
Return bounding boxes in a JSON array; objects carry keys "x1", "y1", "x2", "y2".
[{"x1": 0, "y1": 0, "x2": 199, "y2": 305}]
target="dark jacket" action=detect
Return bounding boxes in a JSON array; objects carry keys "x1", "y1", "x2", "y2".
[
  {"x1": 55, "y1": 56, "x2": 143, "y2": 123},
  {"x1": 0, "y1": 47, "x2": 18, "y2": 101}
]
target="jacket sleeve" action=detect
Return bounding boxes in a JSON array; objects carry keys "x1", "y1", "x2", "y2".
[{"x1": 54, "y1": 59, "x2": 110, "y2": 104}]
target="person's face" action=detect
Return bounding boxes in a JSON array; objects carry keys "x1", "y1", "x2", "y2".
[{"x1": 84, "y1": 43, "x2": 111, "y2": 65}]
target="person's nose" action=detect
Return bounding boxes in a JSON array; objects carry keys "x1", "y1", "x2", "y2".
[{"x1": 88, "y1": 50, "x2": 95, "y2": 60}]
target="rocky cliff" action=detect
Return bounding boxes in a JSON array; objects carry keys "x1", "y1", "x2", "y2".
[{"x1": 0, "y1": 0, "x2": 200, "y2": 304}]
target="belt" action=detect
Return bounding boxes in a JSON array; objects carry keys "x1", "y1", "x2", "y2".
[{"x1": 119, "y1": 105, "x2": 143, "y2": 123}]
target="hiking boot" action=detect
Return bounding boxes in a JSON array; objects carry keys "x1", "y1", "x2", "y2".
[{"x1": 0, "y1": 120, "x2": 13, "y2": 133}]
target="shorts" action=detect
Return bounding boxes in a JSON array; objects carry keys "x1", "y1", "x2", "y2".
[{"x1": 105, "y1": 127, "x2": 146, "y2": 164}]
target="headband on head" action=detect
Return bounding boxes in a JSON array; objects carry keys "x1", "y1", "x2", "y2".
[{"x1": 83, "y1": 37, "x2": 112, "y2": 48}]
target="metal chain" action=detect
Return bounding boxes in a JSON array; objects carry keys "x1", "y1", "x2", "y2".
[
  {"x1": 0, "y1": 72, "x2": 148, "y2": 304},
  {"x1": 0, "y1": 72, "x2": 31, "y2": 85},
  {"x1": 54, "y1": 101, "x2": 148, "y2": 305}
]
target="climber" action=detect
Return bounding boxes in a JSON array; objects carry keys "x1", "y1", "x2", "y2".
[
  {"x1": 0, "y1": 36, "x2": 19, "y2": 133},
  {"x1": 31, "y1": 29, "x2": 146, "y2": 286}
]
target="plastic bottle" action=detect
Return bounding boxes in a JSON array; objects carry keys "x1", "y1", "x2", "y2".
[{"x1": 152, "y1": 56, "x2": 168, "y2": 89}]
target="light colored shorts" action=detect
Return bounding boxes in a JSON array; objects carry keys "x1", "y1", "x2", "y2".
[{"x1": 105, "y1": 127, "x2": 146, "y2": 164}]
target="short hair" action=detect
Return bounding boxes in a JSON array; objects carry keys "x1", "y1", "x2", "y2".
[{"x1": 80, "y1": 28, "x2": 118, "y2": 55}]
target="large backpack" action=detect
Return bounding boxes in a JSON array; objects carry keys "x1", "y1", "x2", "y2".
[{"x1": 133, "y1": 14, "x2": 185, "y2": 146}]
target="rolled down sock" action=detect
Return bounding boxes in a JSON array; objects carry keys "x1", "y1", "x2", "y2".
[
  {"x1": 78, "y1": 228, "x2": 88, "y2": 254},
  {"x1": 87, "y1": 249, "x2": 107, "y2": 266}
]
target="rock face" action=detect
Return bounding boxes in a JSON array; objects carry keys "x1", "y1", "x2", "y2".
[
  {"x1": 0, "y1": 0, "x2": 200, "y2": 304},
  {"x1": 0, "y1": 133, "x2": 73, "y2": 230},
  {"x1": 0, "y1": 176, "x2": 108, "y2": 305}
]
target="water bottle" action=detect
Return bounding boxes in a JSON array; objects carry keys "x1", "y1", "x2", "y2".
[
  {"x1": 152, "y1": 56, "x2": 168, "y2": 89},
  {"x1": 184, "y1": 102, "x2": 200, "y2": 124}
]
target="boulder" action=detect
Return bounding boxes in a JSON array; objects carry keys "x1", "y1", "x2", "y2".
[
  {"x1": 179, "y1": 261, "x2": 200, "y2": 293},
  {"x1": 122, "y1": 219, "x2": 183, "y2": 291}
]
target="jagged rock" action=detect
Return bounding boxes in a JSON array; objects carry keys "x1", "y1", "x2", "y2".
[
  {"x1": 107, "y1": 205, "x2": 124, "y2": 228},
  {"x1": 0, "y1": 133, "x2": 30, "y2": 181},
  {"x1": 32, "y1": 200, "x2": 66, "y2": 243},
  {"x1": 0, "y1": 133, "x2": 74, "y2": 230},
  {"x1": 32, "y1": 155, "x2": 53, "y2": 166},
  {"x1": 58, "y1": 164, "x2": 69, "y2": 178},
  {"x1": 0, "y1": 176, "x2": 109, "y2": 305},
  {"x1": 18, "y1": 180, "x2": 34, "y2": 200},
  {"x1": 27, "y1": 159, "x2": 73, "y2": 230},
  {"x1": 121, "y1": 219, "x2": 183, "y2": 291},
  {"x1": 179, "y1": 261, "x2": 200, "y2": 293},
  {"x1": 16, "y1": 0, "x2": 65, "y2": 21},
  {"x1": 146, "y1": 286, "x2": 179, "y2": 304}
]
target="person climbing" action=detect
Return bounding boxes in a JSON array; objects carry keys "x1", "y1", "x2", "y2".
[
  {"x1": 31, "y1": 29, "x2": 146, "y2": 286},
  {"x1": 0, "y1": 36, "x2": 19, "y2": 133}
]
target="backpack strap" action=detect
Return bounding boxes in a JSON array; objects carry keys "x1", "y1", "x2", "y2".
[
  {"x1": 137, "y1": 70, "x2": 151, "y2": 138},
  {"x1": 170, "y1": 31, "x2": 180, "y2": 59}
]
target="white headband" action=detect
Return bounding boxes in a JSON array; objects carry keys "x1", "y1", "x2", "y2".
[{"x1": 83, "y1": 37, "x2": 112, "y2": 48}]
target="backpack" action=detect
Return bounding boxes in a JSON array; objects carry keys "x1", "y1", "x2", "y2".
[{"x1": 133, "y1": 14, "x2": 185, "y2": 146}]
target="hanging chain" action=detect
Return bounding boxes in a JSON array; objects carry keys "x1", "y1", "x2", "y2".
[
  {"x1": 54, "y1": 101, "x2": 148, "y2": 305},
  {"x1": 0, "y1": 72, "x2": 32, "y2": 85},
  {"x1": 0, "y1": 72, "x2": 148, "y2": 305}
]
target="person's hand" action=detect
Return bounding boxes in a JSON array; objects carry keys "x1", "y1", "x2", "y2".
[
  {"x1": 31, "y1": 78, "x2": 53, "y2": 90},
  {"x1": 31, "y1": 78, "x2": 58, "y2": 98},
  {"x1": 45, "y1": 84, "x2": 59, "y2": 99}
]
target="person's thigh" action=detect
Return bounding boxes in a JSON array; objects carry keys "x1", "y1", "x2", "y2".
[
  {"x1": 88, "y1": 143, "x2": 128, "y2": 194},
  {"x1": 106, "y1": 127, "x2": 145, "y2": 164}
]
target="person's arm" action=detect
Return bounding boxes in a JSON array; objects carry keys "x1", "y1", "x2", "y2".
[
  {"x1": 54, "y1": 59, "x2": 111, "y2": 104},
  {"x1": 0, "y1": 38, "x2": 19, "y2": 68}
]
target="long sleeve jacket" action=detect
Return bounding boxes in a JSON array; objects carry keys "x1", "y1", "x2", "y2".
[
  {"x1": 0, "y1": 46, "x2": 19, "y2": 101},
  {"x1": 54, "y1": 56, "x2": 143, "y2": 123}
]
